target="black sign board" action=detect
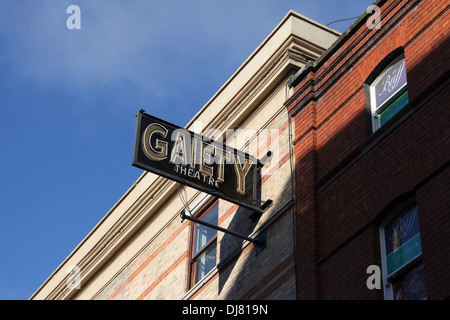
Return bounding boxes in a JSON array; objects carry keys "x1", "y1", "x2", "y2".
[{"x1": 132, "y1": 110, "x2": 269, "y2": 213}]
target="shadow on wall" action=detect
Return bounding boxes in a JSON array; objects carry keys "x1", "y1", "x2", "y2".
[
  {"x1": 218, "y1": 205, "x2": 260, "y2": 296},
  {"x1": 298, "y1": 34, "x2": 449, "y2": 300},
  {"x1": 215, "y1": 33, "x2": 449, "y2": 300},
  {"x1": 217, "y1": 124, "x2": 297, "y2": 299}
]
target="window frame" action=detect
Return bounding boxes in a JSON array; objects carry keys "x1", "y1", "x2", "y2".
[
  {"x1": 188, "y1": 197, "x2": 219, "y2": 289},
  {"x1": 364, "y1": 47, "x2": 409, "y2": 134},
  {"x1": 370, "y1": 56, "x2": 409, "y2": 131},
  {"x1": 379, "y1": 199, "x2": 427, "y2": 300}
]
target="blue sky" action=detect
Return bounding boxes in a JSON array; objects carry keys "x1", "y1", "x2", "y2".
[{"x1": 0, "y1": 0, "x2": 374, "y2": 300}]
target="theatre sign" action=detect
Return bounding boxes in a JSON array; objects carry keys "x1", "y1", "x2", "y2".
[{"x1": 132, "y1": 110, "x2": 272, "y2": 213}]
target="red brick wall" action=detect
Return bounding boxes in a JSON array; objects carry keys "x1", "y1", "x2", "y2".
[
  {"x1": 286, "y1": 0, "x2": 449, "y2": 299},
  {"x1": 416, "y1": 166, "x2": 450, "y2": 299}
]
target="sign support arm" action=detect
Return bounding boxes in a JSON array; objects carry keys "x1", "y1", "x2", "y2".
[{"x1": 180, "y1": 211, "x2": 266, "y2": 250}]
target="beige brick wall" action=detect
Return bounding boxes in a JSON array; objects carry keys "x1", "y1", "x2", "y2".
[{"x1": 94, "y1": 108, "x2": 296, "y2": 300}]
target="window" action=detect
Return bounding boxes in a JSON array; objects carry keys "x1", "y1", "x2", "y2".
[
  {"x1": 366, "y1": 50, "x2": 409, "y2": 132},
  {"x1": 189, "y1": 199, "x2": 218, "y2": 287},
  {"x1": 379, "y1": 201, "x2": 427, "y2": 300}
]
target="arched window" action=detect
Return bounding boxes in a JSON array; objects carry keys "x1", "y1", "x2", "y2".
[
  {"x1": 365, "y1": 48, "x2": 409, "y2": 132},
  {"x1": 379, "y1": 199, "x2": 427, "y2": 300}
]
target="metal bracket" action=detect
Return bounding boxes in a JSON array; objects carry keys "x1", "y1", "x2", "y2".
[
  {"x1": 254, "y1": 231, "x2": 266, "y2": 255},
  {"x1": 257, "y1": 151, "x2": 273, "y2": 168},
  {"x1": 249, "y1": 150, "x2": 274, "y2": 219},
  {"x1": 249, "y1": 199, "x2": 273, "y2": 220},
  {"x1": 181, "y1": 211, "x2": 266, "y2": 254}
]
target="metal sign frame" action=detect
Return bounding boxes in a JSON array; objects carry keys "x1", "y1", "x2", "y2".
[{"x1": 132, "y1": 110, "x2": 272, "y2": 213}]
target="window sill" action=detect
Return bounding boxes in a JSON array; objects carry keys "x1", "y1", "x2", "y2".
[{"x1": 181, "y1": 266, "x2": 218, "y2": 300}]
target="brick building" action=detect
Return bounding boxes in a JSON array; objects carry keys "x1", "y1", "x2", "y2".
[
  {"x1": 31, "y1": 11, "x2": 340, "y2": 300},
  {"x1": 31, "y1": 0, "x2": 448, "y2": 301},
  {"x1": 285, "y1": 0, "x2": 449, "y2": 299}
]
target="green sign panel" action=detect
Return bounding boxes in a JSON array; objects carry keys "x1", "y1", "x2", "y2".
[{"x1": 386, "y1": 233, "x2": 422, "y2": 276}]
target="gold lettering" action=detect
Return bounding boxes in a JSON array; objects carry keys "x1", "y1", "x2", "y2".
[
  {"x1": 170, "y1": 131, "x2": 190, "y2": 165},
  {"x1": 233, "y1": 154, "x2": 252, "y2": 195},
  {"x1": 190, "y1": 137, "x2": 201, "y2": 168},
  {"x1": 215, "y1": 146, "x2": 231, "y2": 183},
  {"x1": 199, "y1": 142, "x2": 214, "y2": 177},
  {"x1": 142, "y1": 123, "x2": 168, "y2": 161}
]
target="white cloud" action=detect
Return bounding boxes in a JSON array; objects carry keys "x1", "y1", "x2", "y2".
[
  {"x1": 0, "y1": 2, "x2": 243, "y2": 96},
  {"x1": 0, "y1": 0, "x2": 374, "y2": 105}
]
